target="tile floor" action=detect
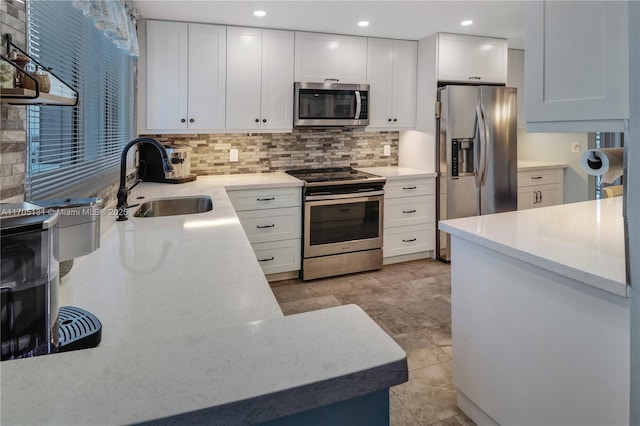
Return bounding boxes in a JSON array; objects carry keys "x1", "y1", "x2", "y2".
[{"x1": 269, "y1": 259, "x2": 475, "y2": 426}]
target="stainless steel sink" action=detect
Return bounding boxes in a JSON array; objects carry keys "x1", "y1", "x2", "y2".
[{"x1": 133, "y1": 196, "x2": 213, "y2": 218}]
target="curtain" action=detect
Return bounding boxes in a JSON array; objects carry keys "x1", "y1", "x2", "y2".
[{"x1": 71, "y1": 0, "x2": 139, "y2": 57}]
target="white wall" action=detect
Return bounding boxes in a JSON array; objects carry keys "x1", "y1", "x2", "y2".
[{"x1": 517, "y1": 129, "x2": 594, "y2": 203}]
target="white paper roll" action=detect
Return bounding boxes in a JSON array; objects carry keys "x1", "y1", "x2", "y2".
[{"x1": 580, "y1": 148, "x2": 624, "y2": 184}]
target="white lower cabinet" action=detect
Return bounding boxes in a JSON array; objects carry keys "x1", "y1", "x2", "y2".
[
  {"x1": 252, "y1": 239, "x2": 301, "y2": 276},
  {"x1": 517, "y1": 168, "x2": 564, "y2": 210},
  {"x1": 384, "y1": 223, "x2": 435, "y2": 258},
  {"x1": 382, "y1": 176, "x2": 436, "y2": 262},
  {"x1": 228, "y1": 187, "x2": 301, "y2": 277}
]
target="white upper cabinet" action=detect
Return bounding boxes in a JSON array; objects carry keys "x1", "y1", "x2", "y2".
[
  {"x1": 144, "y1": 21, "x2": 226, "y2": 132},
  {"x1": 367, "y1": 38, "x2": 417, "y2": 129},
  {"x1": 507, "y1": 49, "x2": 526, "y2": 129},
  {"x1": 524, "y1": 1, "x2": 629, "y2": 132},
  {"x1": 294, "y1": 32, "x2": 367, "y2": 83},
  {"x1": 226, "y1": 27, "x2": 294, "y2": 131},
  {"x1": 437, "y1": 33, "x2": 508, "y2": 84}
]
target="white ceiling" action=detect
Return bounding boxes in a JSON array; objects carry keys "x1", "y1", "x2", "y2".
[{"x1": 131, "y1": 1, "x2": 526, "y2": 49}]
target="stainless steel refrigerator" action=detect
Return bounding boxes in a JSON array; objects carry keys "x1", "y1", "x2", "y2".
[{"x1": 436, "y1": 85, "x2": 517, "y2": 261}]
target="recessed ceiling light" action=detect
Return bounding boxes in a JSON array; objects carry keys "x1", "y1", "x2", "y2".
[
  {"x1": 461, "y1": 20, "x2": 473, "y2": 26},
  {"x1": 254, "y1": 10, "x2": 266, "y2": 17},
  {"x1": 358, "y1": 21, "x2": 370, "y2": 27}
]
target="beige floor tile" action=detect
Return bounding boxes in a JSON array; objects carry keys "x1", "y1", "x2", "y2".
[
  {"x1": 392, "y1": 361, "x2": 461, "y2": 426},
  {"x1": 400, "y1": 298, "x2": 451, "y2": 327},
  {"x1": 279, "y1": 295, "x2": 342, "y2": 315},
  {"x1": 390, "y1": 392, "x2": 421, "y2": 426},
  {"x1": 270, "y1": 282, "x2": 314, "y2": 303},
  {"x1": 420, "y1": 323, "x2": 452, "y2": 347},
  {"x1": 376, "y1": 306, "x2": 428, "y2": 335},
  {"x1": 393, "y1": 330, "x2": 451, "y2": 371},
  {"x1": 454, "y1": 412, "x2": 475, "y2": 426},
  {"x1": 404, "y1": 275, "x2": 451, "y2": 300}
]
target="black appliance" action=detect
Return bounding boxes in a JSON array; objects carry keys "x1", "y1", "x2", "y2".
[{"x1": 139, "y1": 144, "x2": 196, "y2": 184}]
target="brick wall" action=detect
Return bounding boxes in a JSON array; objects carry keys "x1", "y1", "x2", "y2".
[
  {"x1": 144, "y1": 129, "x2": 399, "y2": 175},
  {"x1": 0, "y1": 0, "x2": 27, "y2": 202}
]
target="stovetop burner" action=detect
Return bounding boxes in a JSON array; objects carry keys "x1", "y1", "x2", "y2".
[{"x1": 286, "y1": 167, "x2": 385, "y2": 186}]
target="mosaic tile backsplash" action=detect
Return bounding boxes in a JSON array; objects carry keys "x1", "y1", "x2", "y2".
[{"x1": 143, "y1": 129, "x2": 399, "y2": 175}]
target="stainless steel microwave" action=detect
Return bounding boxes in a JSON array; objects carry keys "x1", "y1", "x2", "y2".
[{"x1": 294, "y1": 82, "x2": 369, "y2": 128}]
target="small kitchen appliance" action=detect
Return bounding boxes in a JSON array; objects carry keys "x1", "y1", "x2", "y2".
[
  {"x1": 31, "y1": 197, "x2": 102, "y2": 262},
  {"x1": 139, "y1": 144, "x2": 196, "y2": 183},
  {"x1": 294, "y1": 82, "x2": 369, "y2": 128},
  {"x1": 1, "y1": 206, "x2": 60, "y2": 360},
  {"x1": 286, "y1": 167, "x2": 385, "y2": 280},
  {"x1": 1, "y1": 204, "x2": 102, "y2": 361}
]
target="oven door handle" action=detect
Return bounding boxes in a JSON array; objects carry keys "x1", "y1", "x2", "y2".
[{"x1": 305, "y1": 190, "x2": 384, "y2": 201}]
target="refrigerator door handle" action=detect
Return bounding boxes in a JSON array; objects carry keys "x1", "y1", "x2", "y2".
[
  {"x1": 474, "y1": 106, "x2": 482, "y2": 188},
  {"x1": 479, "y1": 104, "x2": 490, "y2": 186},
  {"x1": 475, "y1": 105, "x2": 489, "y2": 187}
]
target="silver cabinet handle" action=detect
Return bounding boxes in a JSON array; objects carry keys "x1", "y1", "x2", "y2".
[
  {"x1": 256, "y1": 224, "x2": 275, "y2": 229},
  {"x1": 533, "y1": 191, "x2": 538, "y2": 204},
  {"x1": 257, "y1": 197, "x2": 275, "y2": 201},
  {"x1": 402, "y1": 186, "x2": 417, "y2": 190},
  {"x1": 538, "y1": 191, "x2": 542, "y2": 204},
  {"x1": 531, "y1": 176, "x2": 543, "y2": 180},
  {"x1": 402, "y1": 238, "x2": 417, "y2": 243},
  {"x1": 468, "y1": 76, "x2": 481, "y2": 80},
  {"x1": 402, "y1": 209, "x2": 417, "y2": 214},
  {"x1": 259, "y1": 257, "x2": 275, "y2": 262},
  {"x1": 324, "y1": 78, "x2": 339, "y2": 82}
]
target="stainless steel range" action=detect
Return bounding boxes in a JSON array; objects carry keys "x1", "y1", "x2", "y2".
[{"x1": 286, "y1": 167, "x2": 386, "y2": 281}]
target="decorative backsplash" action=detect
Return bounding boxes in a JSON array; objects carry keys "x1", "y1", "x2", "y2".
[{"x1": 143, "y1": 129, "x2": 399, "y2": 175}]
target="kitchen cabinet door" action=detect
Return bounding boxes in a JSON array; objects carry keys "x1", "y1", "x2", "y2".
[
  {"x1": 144, "y1": 21, "x2": 226, "y2": 132},
  {"x1": 366, "y1": 38, "x2": 394, "y2": 128},
  {"x1": 294, "y1": 32, "x2": 367, "y2": 84},
  {"x1": 188, "y1": 23, "x2": 226, "y2": 130},
  {"x1": 260, "y1": 29, "x2": 294, "y2": 130},
  {"x1": 437, "y1": 33, "x2": 508, "y2": 84},
  {"x1": 367, "y1": 38, "x2": 417, "y2": 129},
  {"x1": 524, "y1": 1, "x2": 629, "y2": 132},
  {"x1": 226, "y1": 27, "x2": 262, "y2": 130},
  {"x1": 507, "y1": 49, "x2": 526, "y2": 129},
  {"x1": 517, "y1": 184, "x2": 563, "y2": 210},
  {"x1": 392, "y1": 40, "x2": 418, "y2": 128},
  {"x1": 146, "y1": 21, "x2": 189, "y2": 130},
  {"x1": 517, "y1": 168, "x2": 564, "y2": 210},
  {"x1": 226, "y1": 28, "x2": 293, "y2": 130}
]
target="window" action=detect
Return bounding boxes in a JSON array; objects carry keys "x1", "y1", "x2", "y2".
[{"x1": 26, "y1": 0, "x2": 135, "y2": 200}]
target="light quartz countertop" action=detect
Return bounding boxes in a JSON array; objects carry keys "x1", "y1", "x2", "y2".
[
  {"x1": 439, "y1": 197, "x2": 627, "y2": 297},
  {"x1": 357, "y1": 166, "x2": 437, "y2": 180},
  {"x1": 517, "y1": 160, "x2": 569, "y2": 171},
  {"x1": 1, "y1": 174, "x2": 407, "y2": 425}
]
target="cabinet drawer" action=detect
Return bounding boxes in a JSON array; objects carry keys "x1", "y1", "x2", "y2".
[
  {"x1": 383, "y1": 223, "x2": 435, "y2": 258},
  {"x1": 252, "y1": 239, "x2": 301, "y2": 275},
  {"x1": 385, "y1": 178, "x2": 435, "y2": 199},
  {"x1": 384, "y1": 196, "x2": 435, "y2": 228},
  {"x1": 518, "y1": 169, "x2": 563, "y2": 188},
  {"x1": 228, "y1": 187, "x2": 301, "y2": 211},
  {"x1": 237, "y1": 207, "x2": 301, "y2": 244}
]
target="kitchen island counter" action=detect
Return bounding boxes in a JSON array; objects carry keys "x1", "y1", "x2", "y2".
[
  {"x1": 1, "y1": 175, "x2": 407, "y2": 425},
  {"x1": 440, "y1": 197, "x2": 626, "y2": 296},
  {"x1": 439, "y1": 198, "x2": 629, "y2": 425}
]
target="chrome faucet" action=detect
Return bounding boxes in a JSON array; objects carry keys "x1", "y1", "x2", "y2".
[{"x1": 116, "y1": 137, "x2": 173, "y2": 221}]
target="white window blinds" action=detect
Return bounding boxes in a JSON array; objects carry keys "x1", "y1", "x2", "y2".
[{"x1": 26, "y1": 0, "x2": 135, "y2": 200}]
